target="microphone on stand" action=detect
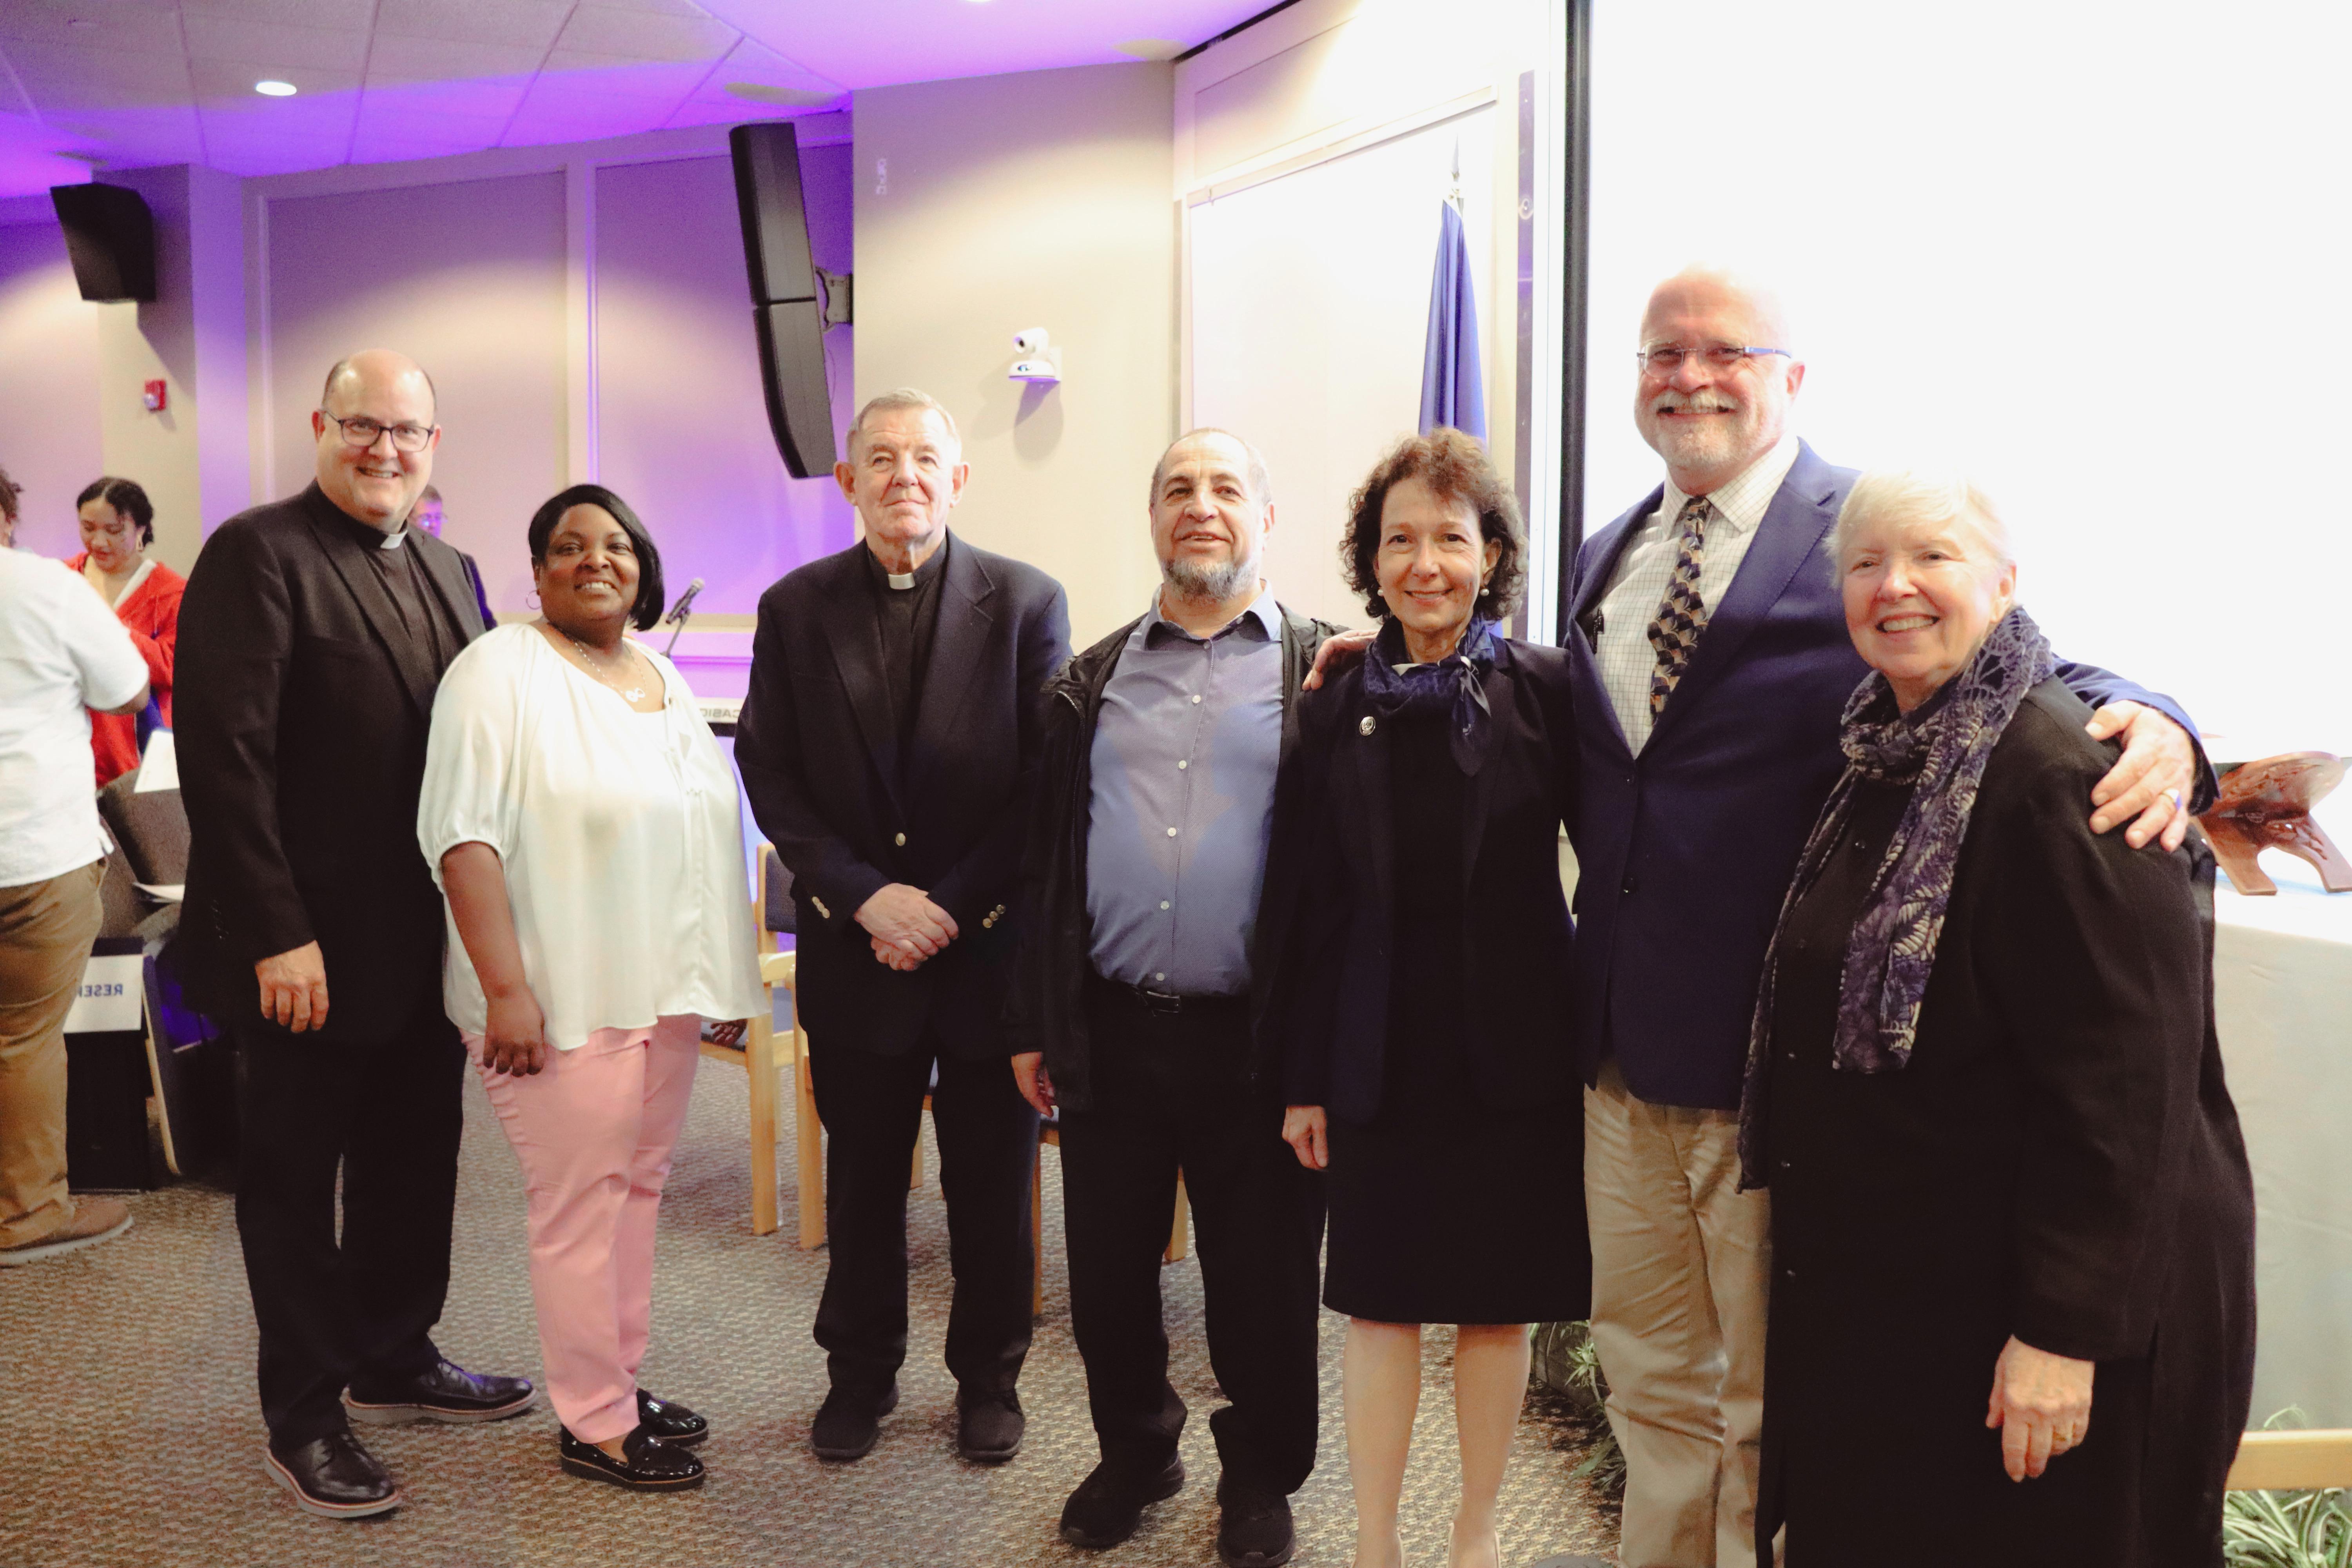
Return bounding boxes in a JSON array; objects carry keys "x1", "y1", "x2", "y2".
[{"x1": 662, "y1": 577, "x2": 705, "y2": 657}]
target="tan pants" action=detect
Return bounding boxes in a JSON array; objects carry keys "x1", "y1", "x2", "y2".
[
  {"x1": 0, "y1": 861, "x2": 105, "y2": 1248},
  {"x1": 1584, "y1": 1058, "x2": 1773, "y2": 1568}
]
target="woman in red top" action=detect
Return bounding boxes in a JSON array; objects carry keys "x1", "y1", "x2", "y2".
[{"x1": 67, "y1": 477, "x2": 184, "y2": 787}]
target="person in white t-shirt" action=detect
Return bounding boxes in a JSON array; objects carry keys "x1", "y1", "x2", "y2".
[
  {"x1": 0, "y1": 546, "x2": 150, "y2": 1265},
  {"x1": 417, "y1": 483, "x2": 762, "y2": 1494}
]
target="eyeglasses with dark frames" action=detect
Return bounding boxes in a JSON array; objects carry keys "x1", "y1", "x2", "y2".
[{"x1": 319, "y1": 410, "x2": 436, "y2": 454}]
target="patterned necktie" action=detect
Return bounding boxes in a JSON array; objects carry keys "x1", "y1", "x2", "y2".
[{"x1": 1646, "y1": 494, "x2": 1711, "y2": 717}]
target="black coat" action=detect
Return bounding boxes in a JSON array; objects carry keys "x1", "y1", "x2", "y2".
[
  {"x1": 1750, "y1": 679, "x2": 2256, "y2": 1568},
  {"x1": 1006, "y1": 601, "x2": 1338, "y2": 1111},
  {"x1": 1281, "y1": 638, "x2": 1581, "y2": 1123},
  {"x1": 172, "y1": 484, "x2": 486, "y2": 1044},
  {"x1": 733, "y1": 536, "x2": 1068, "y2": 1058}
]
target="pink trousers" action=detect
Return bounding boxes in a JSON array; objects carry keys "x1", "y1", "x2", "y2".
[{"x1": 466, "y1": 1015, "x2": 701, "y2": 1444}]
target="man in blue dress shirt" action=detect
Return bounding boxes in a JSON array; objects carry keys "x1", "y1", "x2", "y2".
[{"x1": 1013, "y1": 430, "x2": 1341, "y2": 1568}]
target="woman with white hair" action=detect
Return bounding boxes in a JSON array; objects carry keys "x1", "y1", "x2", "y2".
[{"x1": 1736, "y1": 472, "x2": 2256, "y2": 1566}]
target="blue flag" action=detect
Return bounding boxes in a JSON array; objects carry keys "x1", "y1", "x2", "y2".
[{"x1": 1418, "y1": 199, "x2": 1486, "y2": 441}]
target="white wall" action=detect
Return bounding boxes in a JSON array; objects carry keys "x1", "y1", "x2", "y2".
[
  {"x1": 855, "y1": 64, "x2": 1178, "y2": 650},
  {"x1": 1584, "y1": 0, "x2": 2352, "y2": 754},
  {"x1": 1176, "y1": 0, "x2": 1561, "y2": 634},
  {"x1": 0, "y1": 215, "x2": 103, "y2": 559}
]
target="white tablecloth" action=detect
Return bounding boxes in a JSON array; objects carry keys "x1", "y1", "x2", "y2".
[{"x1": 2215, "y1": 879, "x2": 2352, "y2": 1427}]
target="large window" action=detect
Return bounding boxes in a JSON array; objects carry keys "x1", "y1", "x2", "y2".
[{"x1": 1583, "y1": 0, "x2": 2351, "y2": 757}]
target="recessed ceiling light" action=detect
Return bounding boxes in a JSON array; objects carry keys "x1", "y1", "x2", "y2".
[{"x1": 254, "y1": 80, "x2": 297, "y2": 97}]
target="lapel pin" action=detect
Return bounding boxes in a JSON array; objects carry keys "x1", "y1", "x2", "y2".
[{"x1": 1359, "y1": 716, "x2": 1376, "y2": 736}]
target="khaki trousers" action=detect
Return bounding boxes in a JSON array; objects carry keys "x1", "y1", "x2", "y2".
[
  {"x1": 0, "y1": 861, "x2": 105, "y2": 1248},
  {"x1": 1584, "y1": 1058, "x2": 1773, "y2": 1568}
]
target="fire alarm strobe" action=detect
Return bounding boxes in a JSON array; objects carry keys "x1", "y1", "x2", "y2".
[{"x1": 142, "y1": 379, "x2": 166, "y2": 412}]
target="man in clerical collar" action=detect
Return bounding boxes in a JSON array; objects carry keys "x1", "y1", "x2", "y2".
[
  {"x1": 175, "y1": 350, "x2": 528, "y2": 1522},
  {"x1": 734, "y1": 389, "x2": 1070, "y2": 1470}
]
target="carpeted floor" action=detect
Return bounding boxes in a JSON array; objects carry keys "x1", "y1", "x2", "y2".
[{"x1": 0, "y1": 1056, "x2": 1619, "y2": 1568}]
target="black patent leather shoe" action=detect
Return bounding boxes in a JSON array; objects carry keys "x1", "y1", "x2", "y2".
[
  {"x1": 1059, "y1": 1457, "x2": 1186, "y2": 1549},
  {"x1": 263, "y1": 1431, "x2": 402, "y2": 1519},
  {"x1": 810, "y1": 1382, "x2": 898, "y2": 1461},
  {"x1": 346, "y1": 1358, "x2": 536, "y2": 1426},
  {"x1": 637, "y1": 1389, "x2": 709, "y2": 1447},
  {"x1": 956, "y1": 1388, "x2": 1024, "y2": 1464},
  {"x1": 559, "y1": 1425, "x2": 706, "y2": 1491},
  {"x1": 1215, "y1": 1473, "x2": 1296, "y2": 1567}
]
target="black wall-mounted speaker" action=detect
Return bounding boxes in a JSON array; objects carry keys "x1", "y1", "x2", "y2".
[
  {"x1": 49, "y1": 183, "x2": 157, "y2": 303},
  {"x1": 730, "y1": 122, "x2": 836, "y2": 479}
]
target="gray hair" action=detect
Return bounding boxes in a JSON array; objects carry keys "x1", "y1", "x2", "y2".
[
  {"x1": 1831, "y1": 468, "x2": 2015, "y2": 568},
  {"x1": 1149, "y1": 428, "x2": 1273, "y2": 508},
  {"x1": 848, "y1": 389, "x2": 960, "y2": 454}
]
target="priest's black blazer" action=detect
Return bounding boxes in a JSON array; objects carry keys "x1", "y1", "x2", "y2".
[
  {"x1": 734, "y1": 536, "x2": 1069, "y2": 1058},
  {"x1": 173, "y1": 483, "x2": 486, "y2": 1044},
  {"x1": 1279, "y1": 637, "x2": 1580, "y2": 1123}
]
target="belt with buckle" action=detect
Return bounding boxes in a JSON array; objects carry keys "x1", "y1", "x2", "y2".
[{"x1": 1092, "y1": 973, "x2": 1241, "y2": 1017}]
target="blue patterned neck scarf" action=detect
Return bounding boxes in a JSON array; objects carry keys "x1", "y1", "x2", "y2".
[
  {"x1": 1738, "y1": 605, "x2": 2055, "y2": 1187},
  {"x1": 1364, "y1": 615, "x2": 1498, "y2": 775}
]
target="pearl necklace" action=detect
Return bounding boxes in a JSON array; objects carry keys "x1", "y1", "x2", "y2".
[{"x1": 560, "y1": 628, "x2": 647, "y2": 703}]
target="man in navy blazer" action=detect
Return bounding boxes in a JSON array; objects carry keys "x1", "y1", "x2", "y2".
[
  {"x1": 734, "y1": 389, "x2": 1069, "y2": 1468},
  {"x1": 1566, "y1": 268, "x2": 2208, "y2": 1568}
]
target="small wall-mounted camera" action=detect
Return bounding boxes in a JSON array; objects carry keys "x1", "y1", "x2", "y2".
[{"x1": 1009, "y1": 328, "x2": 1060, "y2": 385}]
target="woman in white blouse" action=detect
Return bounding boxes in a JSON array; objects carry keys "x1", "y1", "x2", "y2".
[{"x1": 418, "y1": 484, "x2": 763, "y2": 1493}]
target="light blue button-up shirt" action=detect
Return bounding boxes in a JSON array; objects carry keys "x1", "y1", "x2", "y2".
[{"x1": 1085, "y1": 588, "x2": 1284, "y2": 997}]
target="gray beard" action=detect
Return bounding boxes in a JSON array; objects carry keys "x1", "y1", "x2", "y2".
[{"x1": 1163, "y1": 550, "x2": 1258, "y2": 603}]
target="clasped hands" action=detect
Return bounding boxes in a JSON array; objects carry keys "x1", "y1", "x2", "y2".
[
  {"x1": 1303, "y1": 635, "x2": 2203, "y2": 851},
  {"x1": 857, "y1": 882, "x2": 958, "y2": 971}
]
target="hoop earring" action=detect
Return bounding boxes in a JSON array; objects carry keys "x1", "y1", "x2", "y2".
[{"x1": 525, "y1": 591, "x2": 541, "y2": 610}]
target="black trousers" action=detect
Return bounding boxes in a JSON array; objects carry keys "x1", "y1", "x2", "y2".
[
  {"x1": 231, "y1": 1000, "x2": 465, "y2": 1448},
  {"x1": 808, "y1": 1025, "x2": 1038, "y2": 1398},
  {"x1": 1057, "y1": 980, "x2": 1326, "y2": 1495}
]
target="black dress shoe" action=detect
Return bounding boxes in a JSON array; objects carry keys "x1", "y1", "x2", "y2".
[
  {"x1": 346, "y1": 1358, "x2": 536, "y2": 1426},
  {"x1": 956, "y1": 1389, "x2": 1024, "y2": 1464},
  {"x1": 262, "y1": 1431, "x2": 402, "y2": 1519},
  {"x1": 637, "y1": 1390, "x2": 709, "y2": 1447},
  {"x1": 810, "y1": 1383, "x2": 898, "y2": 1461},
  {"x1": 1059, "y1": 1457, "x2": 1186, "y2": 1550},
  {"x1": 1215, "y1": 1474, "x2": 1296, "y2": 1567},
  {"x1": 558, "y1": 1425, "x2": 706, "y2": 1491}
]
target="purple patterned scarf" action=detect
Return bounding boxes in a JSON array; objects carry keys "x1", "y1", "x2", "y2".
[
  {"x1": 1363, "y1": 615, "x2": 1497, "y2": 775},
  {"x1": 1737, "y1": 606, "x2": 2054, "y2": 1188}
]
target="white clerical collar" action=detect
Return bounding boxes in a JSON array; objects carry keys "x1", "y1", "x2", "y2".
[
  {"x1": 378, "y1": 526, "x2": 407, "y2": 551},
  {"x1": 886, "y1": 570, "x2": 915, "y2": 590}
]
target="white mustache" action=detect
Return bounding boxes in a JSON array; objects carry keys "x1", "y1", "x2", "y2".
[{"x1": 1650, "y1": 391, "x2": 1738, "y2": 414}]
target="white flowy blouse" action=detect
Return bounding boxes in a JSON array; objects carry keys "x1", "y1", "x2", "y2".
[{"x1": 417, "y1": 622, "x2": 765, "y2": 1051}]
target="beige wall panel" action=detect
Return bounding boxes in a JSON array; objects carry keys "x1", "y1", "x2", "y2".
[
  {"x1": 263, "y1": 171, "x2": 566, "y2": 610},
  {"x1": 855, "y1": 64, "x2": 1177, "y2": 650},
  {"x1": 0, "y1": 222, "x2": 104, "y2": 559}
]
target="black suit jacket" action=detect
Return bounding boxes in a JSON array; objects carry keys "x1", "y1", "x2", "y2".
[
  {"x1": 173, "y1": 483, "x2": 485, "y2": 1044},
  {"x1": 733, "y1": 535, "x2": 1069, "y2": 1057},
  {"x1": 1281, "y1": 637, "x2": 1581, "y2": 1124}
]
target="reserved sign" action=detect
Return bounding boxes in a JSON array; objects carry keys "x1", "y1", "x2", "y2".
[{"x1": 64, "y1": 953, "x2": 144, "y2": 1034}]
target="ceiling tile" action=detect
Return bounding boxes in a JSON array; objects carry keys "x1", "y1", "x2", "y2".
[
  {"x1": 348, "y1": 123, "x2": 505, "y2": 163},
  {"x1": 364, "y1": 34, "x2": 547, "y2": 89},
  {"x1": 0, "y1": 2, "x2": 185, "y2": 58},
  {"x1": 574, "y1": 0, "x2": 721, "y2": 18},
  {"x1": 7, "y1": 41, "x2": 191, "y2": 113},
  {"x1": 357, "y1": 74, "x2": 532, "y2": 119},
  {"x1": 530, "y1": 52, "x2": 713, "y2": 104},
  {"x1": 702, "y1": 36, "x2": 840, "y2": 94},
  {"x1": 552, "y1": 7, "x2": 738, "y2": 65},
  {"x1": 181, "y1": 0, "x2": 375, "y2": 28},
  {"x1": 374, "y1": 0, "x2": 573, "y2": 52},
  {"x1": 187, "y1": 58, "x2": 361, "y2": 99},
  {"x1": 183, "y1": 14, "x2": 370, "y2": 71},
  {"x1": 502, "y1": 100, "x2": 671, "y2": 146}
]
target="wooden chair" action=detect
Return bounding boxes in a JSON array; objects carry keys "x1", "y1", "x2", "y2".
[
  {"x1": 2226, "y1": 1427, "x2": 2352, "y2": 1490},
  {"x1": 700, "y1": 843, "x2": 821, "y2": 1242}
]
